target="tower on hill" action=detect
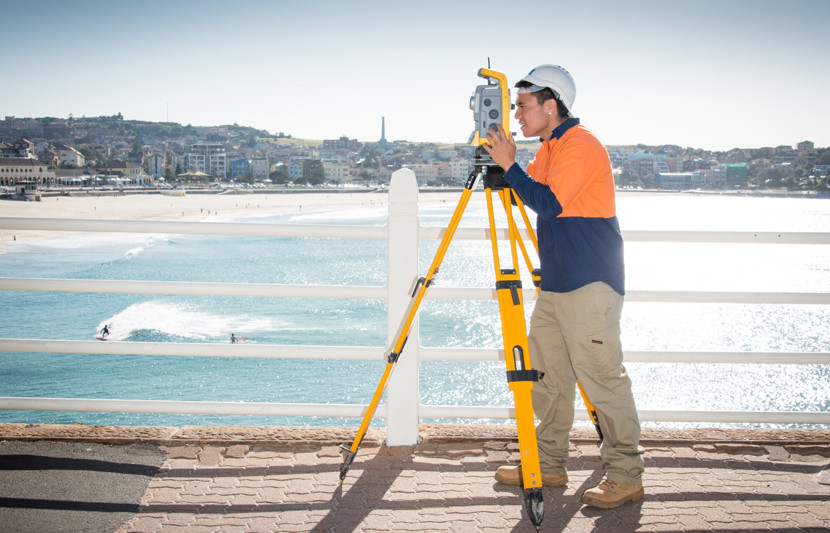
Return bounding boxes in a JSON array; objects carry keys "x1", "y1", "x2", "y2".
[{"x1": 379, "y1": 116, "x2": 388, "y2": 147}]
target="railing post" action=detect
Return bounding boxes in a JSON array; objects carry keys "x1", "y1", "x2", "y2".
[{"x1": 385, "y1": 169, "x2": 420, "y2": 445}]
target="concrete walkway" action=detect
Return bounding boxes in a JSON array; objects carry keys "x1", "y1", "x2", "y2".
[{"x1": 1, "y1": 424, "x2": 828, "y2": 532}]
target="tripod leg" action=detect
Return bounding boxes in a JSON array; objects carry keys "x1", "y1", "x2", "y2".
[
  {"x1": 578, "y1": 381, "x2": 604, "y2": 441},
  {"x1": 486, "y1": 188, "x2": 544, "y2": 528},
  {"x1": 339, "y1": 176, "x2": 479, "y2": 482}
]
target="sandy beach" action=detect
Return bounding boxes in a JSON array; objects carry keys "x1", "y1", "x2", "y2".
[{"x1": 0, "y1": 189, "x2": 463, "y2": 245}]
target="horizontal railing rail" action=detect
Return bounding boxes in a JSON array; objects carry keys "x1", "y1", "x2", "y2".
[
  {"x1": 2, "y1": 277, "x2": 829, "y2": 305},
  {"x1": 0, "y1": 217, "x2": 388, "y2": 239},
  {"x1": 5, "y1": 216, "x2": 830, "y2": 244},
  {"x1": 0, "y1": 339, "x2": 827, "y2": 366},
  {"x1": 2, "y1": 397, "x2": 828, "y2": 426},
  {"x1": 0, "y1": 277, "x2": 386, "y2": 299},
  {"x1": 1, "y1": 169, "x2": 829, "y2": 440}
]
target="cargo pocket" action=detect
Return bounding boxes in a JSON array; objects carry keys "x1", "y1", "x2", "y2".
[
  {"x1": 584, "y1": 323, "x2": 624, "y2": 382},
  {"x1": 589, "y1": 282, "x2": 621, "y2": 319}
]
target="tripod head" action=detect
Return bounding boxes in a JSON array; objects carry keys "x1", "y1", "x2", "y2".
[{"x1": 470, "y1": 145, "x2": 511, "y2": 190}]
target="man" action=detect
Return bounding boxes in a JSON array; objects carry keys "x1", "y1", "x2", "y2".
[
  {"x1": 100, "y1": 324, "x2": 110, "y2": 338},
  {"x1": 482, "y1": 64, "x2": 644, "y2": 509}
]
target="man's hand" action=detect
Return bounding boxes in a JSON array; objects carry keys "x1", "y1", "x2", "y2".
[{"x1": 482, "y1": 124, "x2": 517, "y2": 172}]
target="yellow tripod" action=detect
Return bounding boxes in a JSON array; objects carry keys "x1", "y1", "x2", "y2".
[{"x1": 339, "y1": 68, "x2": 605, "y2": 529}]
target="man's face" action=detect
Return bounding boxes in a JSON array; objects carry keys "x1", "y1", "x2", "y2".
[{"x1": 514, "y1": 92, "x2": 550, "y2": 139}]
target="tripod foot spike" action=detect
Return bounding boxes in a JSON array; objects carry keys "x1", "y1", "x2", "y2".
[
  {"x1": 339, "y1": 444, "x2": 357, "y2": 483},
  {"x1": 523, "y1": 487, "x2": 544, "y2": 528}
]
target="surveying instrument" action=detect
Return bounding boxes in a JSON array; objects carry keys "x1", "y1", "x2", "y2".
[{"x1": 339, "y1": 67, "x2": 603, "y2": 529}]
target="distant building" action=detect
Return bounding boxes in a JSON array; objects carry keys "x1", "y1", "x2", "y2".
[
  {"x1": 606, "y1": 146, "x2": 633, "y2": 167},
  {"x1": 13, "y1": 138, "x2": 35, "y2": 157},
  {"x1": 726, "y1": 164, "x2": 748, "y2": 185},
  {"x1": 229, "y1": 158, "x2": 250, "y2": 179},
  {"x1": 251, "y1": 157, "x2": 269, "y2": 181},
  {"x1": 37, "y1": 149, "x2": 58, "y2": 166},
  {"x1": 625, "y1": 152, "x2": 669, "y2": 176},
  {"x1": 0, "y1": 157, "x2": 55, "y2": 187},
  {"x1": 0, "y1": 138, "x2": 35, "y2": 158},
  {"x1": 188, "y1": 142, "x2": 227, "y2": 178},
  {"x1": 771, "y1": 148, "x2": 797, "y2": 166},
  {"x1": 57, "y1": 146, "x2": 85, "y2": 167},
  {"x1": 655, "y1": 171, "x2": 706, "y2": 190},
  {"x1": 322, "y1": 136, "x2": 358, "y2": 150},
  {"x1": 450, "y1": 157, "x2": 471, "y2": 181},
  {"x1": 435, "y1": 162, "x2": 452, "y2": 183},
  {"x1": 322, "y1": 161, "x2": 351, "y2": 183},
  {"x1": 711, "y1": 164, "x2": 747, "y2": 188},
  {"x1": 146, "y1": 153, "x2": 165, "y2": 178},
  {"x1": 288, "y1": 160, "x2": 304, "y2": 181},
  {"x1": 97, "y1": 160, "x2": 142, "y2": 181},
  {"x1": 0, "y1": 141, "x2": 14, "y2": 158},
  {"x1": 408, "y1": 163, "x2": 437, "y2": 186},
  {"x1": 168, "y1": 152, "x2": 186, "y2": 173}
]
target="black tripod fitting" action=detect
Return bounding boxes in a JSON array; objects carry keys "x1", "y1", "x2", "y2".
[{"x1": 473, "y1": 145, "x2": 511, "y2": 190}]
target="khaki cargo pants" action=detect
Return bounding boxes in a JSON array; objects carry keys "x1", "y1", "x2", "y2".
[{"x1": 528, "y1": 282, "x2": 644, "y2": 485}]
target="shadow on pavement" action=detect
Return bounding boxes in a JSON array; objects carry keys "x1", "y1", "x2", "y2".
[{"x1": 0, "y1": 440, "x2": 164, "y2": 533}]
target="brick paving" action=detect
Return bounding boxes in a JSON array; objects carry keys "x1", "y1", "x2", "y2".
[{"x1": 2, "y1": 423, "x2": 829, "y2": 532}]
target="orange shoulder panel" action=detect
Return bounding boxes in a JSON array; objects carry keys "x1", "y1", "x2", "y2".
[{"x1": 528, "y1": 126, "x2": 615, "y2": 218}]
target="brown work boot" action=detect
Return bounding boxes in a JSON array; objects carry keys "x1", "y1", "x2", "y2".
[
  {"x1": 494, "y1": 465, "x2": 567, "y2": 487},
  {"x1": 581, "y1": 479, "x2": 644, "y2": 509}
]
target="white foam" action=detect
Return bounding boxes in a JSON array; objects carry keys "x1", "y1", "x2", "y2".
[
  {"x1": 122, "y1": 235, "x2": 164, "y2": 260},
  {"x1": 97, "y1": 300, "x2": 284, "y2": 341},
  {"x1": 0, "y1": 232, "x2": 161, "y2": 258}
]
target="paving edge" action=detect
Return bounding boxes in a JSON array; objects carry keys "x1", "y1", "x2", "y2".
[{"x1": 1, "y1": 423, "x2": 829, "y2": 447}]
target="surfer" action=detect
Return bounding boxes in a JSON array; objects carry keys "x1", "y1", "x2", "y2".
[
  {"x1": 100, "y1": 324, "x2": 110, "y2": 338},
  {"x1": 231, "y1": 333, "x2": 237, "y2": 343}
]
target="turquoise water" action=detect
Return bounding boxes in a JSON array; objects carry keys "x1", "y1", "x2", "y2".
[{"x1": 1, "y1": 193, "x2": 829, "y2": 427}]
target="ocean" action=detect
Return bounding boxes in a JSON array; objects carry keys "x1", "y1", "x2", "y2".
[{"x1": 0, "y1": 192, "x2": 828, "y2": 428}]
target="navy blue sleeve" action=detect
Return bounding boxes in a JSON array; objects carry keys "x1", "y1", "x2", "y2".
[{"x1": 503, "y1": 162, "x2": 563, "y2": 218}]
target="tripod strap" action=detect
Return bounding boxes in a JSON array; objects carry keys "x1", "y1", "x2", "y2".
[{"x1": 506, "y1": 369, "x2": 539, "y2": 383}]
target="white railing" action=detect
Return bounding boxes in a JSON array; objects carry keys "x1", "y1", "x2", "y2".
[{"x1": 1, "y1": 169, "x2": 829, "y2": 444}]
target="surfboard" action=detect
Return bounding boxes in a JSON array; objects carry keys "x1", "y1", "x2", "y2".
[
  {"x1": 95, "y1": 336, "x2": 108, "y2": 341},
  {"x1": 232, "y1": 337, "x2": 248, "y2": 343}
]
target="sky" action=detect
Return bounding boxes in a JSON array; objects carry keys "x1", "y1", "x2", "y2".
[{"x1": 2, "y1": 0, "x2": 829, "y2": 151}]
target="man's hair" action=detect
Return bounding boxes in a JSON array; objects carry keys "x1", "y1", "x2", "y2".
[{"x1": 515, "y1": 80, "x2": 570, "y2": 119}]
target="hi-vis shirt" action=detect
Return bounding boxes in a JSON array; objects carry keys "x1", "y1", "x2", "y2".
[{"x1": 503, "y1": 118, "x2": 625, "y2": 295}]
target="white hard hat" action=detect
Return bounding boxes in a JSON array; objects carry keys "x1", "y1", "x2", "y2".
[{"x1": 517, "y1": 64, "x2": 576, "y2": 112}]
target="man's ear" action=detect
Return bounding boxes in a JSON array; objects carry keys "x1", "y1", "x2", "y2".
[{"x1": 544, "y1": 98, "x2": 558, "y2": 117}]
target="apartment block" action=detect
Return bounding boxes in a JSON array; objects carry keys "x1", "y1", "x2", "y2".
[
  {"x1": 188, "y1": 142, "x2": 227, "y2": 178},
  {"x1": 323, "y1": 161, "x2": 352, "y2": 183},
  {"x1": 251, "y1": 157, "x2": 270, "y2": 181}
]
